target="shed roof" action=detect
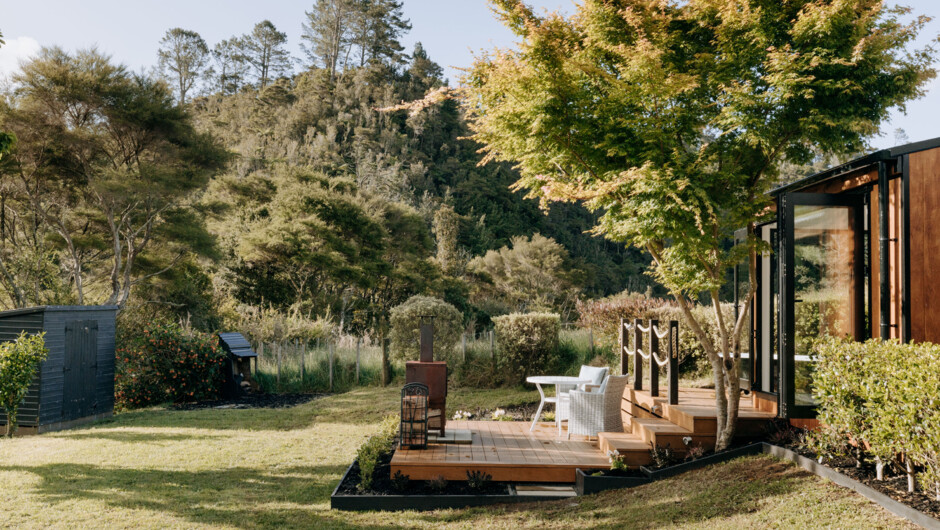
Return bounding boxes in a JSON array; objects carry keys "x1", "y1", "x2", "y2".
[
  {"x1": 218, "y1": 332, "x2": 257, "y2": 358},
  {"x1": 769, "y1": 136, "x2": 940, "y2": 197},
  {"x1": 0, "y1": 305, "x2": 119, "y2": 319}
]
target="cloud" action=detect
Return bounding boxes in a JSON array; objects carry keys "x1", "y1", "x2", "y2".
[{"x1": 0, "y1": 36, "x2": 41, "y2": 78}]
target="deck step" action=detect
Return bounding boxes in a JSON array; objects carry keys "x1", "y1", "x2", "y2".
[
  {"x1": 597, "y1": 432, "x2": 653, "y2": 466},
  {"x1": 631, "y1": 417, "x2": 715, "y2": 452}
]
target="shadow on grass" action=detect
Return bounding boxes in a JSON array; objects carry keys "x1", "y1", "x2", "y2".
[
  {"x1": 411, "y1": 456, "x2": 812, "y2": 528},
  {"x1": 1, "y1": 462, "x2": 398, "y2": 530},
  {"x1": 47, "y1": 430, "x2": 225, "y2": 444},
  {"x1": 98, "y1": 387, "x2": 403, "y2": 433}
]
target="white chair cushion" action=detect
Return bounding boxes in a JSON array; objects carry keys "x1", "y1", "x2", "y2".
[{"x1": 578, "y1": 365, "x2": 608, "y2": 387}]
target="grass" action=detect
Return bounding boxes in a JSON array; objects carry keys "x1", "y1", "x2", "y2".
[{"x1": 0, "y1": 385, "x2": 916, "y2": 529}]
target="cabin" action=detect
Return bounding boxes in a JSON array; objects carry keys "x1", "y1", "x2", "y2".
[
  {"x1": 0, "y1": 305, "x2": 118, "y2": 434},
  {"x1": 740, "y1": 137, "x2": 940, "y2": 420}
]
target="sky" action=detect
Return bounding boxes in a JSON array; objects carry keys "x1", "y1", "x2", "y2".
[{"x1": 0, "y1": 0, "x2": 937, "y2": 149}]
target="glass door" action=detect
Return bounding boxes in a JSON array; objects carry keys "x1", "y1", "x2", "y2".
[{"x1": 779, "y1": 193, "x2": 865, "y2": 417}]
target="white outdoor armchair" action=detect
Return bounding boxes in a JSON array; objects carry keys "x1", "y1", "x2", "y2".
[
  {"x1": 556, "y1": 365, "x2": 609, "y2": 434},
  {"x1": 567, "y1": 375, "x2": 630, "y2": 439}
]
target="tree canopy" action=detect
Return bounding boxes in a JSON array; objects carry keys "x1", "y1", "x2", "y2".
[{"x1": 463, "y1": 0, "x2": 937, "y2": 449}]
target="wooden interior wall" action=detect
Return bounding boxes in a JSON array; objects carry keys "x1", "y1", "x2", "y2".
[{"x1": 908, "y1": 148, "x2": 940, "y2": 343}]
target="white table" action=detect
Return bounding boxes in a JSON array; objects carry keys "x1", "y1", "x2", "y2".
[{"x1": 526, "y1": 376, "x2": 592, "y2": 435}]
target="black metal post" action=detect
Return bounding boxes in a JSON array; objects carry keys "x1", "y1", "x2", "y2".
[
  {"x1": 901, "y1": 155, "x2": 911, "y2": 343},
  {"x1": 668, "y1": 320, "x2": 679, "y2": 405},
  {"x1": 878, "y1": 161, "x2": 890, "y2": 340},
  {"x1": 649, "y1": 319, "x2": 659, "y2": 397},
  {"x1": 633, "y1": 318, "x2": 643, "y2": 391},
  {"x1": 619, "y1": 318, "x2": 628, "y2": 375}
]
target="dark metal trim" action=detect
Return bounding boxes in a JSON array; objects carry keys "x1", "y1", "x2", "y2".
[
  {"x1": 779, "y1": 192, "x2": 865, "y2": 419},
  {"x1": 770, "y1": 135, "x2": 940, "y2": 197},
  {"x1": 900, "y1": 155, "x2": 912, "y2": 343}
]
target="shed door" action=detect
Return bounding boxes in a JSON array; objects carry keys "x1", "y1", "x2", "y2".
[{"x1": 63, "y1": 320, "x2": 98, "y2": 419}]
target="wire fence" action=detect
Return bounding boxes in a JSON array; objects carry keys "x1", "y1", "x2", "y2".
[{"x1": 251, "y1": 327, "x2": 599, "y2": 393}]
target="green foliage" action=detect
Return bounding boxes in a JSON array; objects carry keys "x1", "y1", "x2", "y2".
[
  {"x1": 577, "y1": 291, "x2": 732, "y2": 374},
  {"x1": 115, "y1": 320, "x2": 225, "y2": 409},
  {"x1": 464, "y1": 0, "x2": 937, "y2": 449},
  {"x1": 356, "y1": 414, "x2": 399, "y2": 492},
  {"x1": 390, "y1": 470, "x2": 410, "y2": 492},
  {"x1": 0, "y1": 332, "x2": 48, "y2": 437},
  {"x1": 0, "y1": 47, "x2": 227, "y2": 309},
  {"x1": 157, "y1": 28, "x2": 210, "y2": 105},
  {"x1": 492, "y1": 312, "x2": 560, "y2": 383},
  {"x1": 607, "y1": 449, "x2": 629, "y2": 472},
  {"x1": 466, "y1": 470, "x2": 492, "y2": 491},
  {"x1": 468, "y1": 234, "x2": 584, "y2": 319},
  {"x1": 389, "y1": 295, "x2": 462, "y2": 361},
  {"x1": 227, "y1": 304, "x2": 333, "y2": 345},
  {"x1": 813, "y1": 337, "x2": 940, "y2": 495}
]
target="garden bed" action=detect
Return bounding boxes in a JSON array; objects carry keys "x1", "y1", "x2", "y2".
[
  {"x1": 171, "y1": 392, "x2": 326, "y2": 411},
  {"x1": 772, "y1": 441, "x2": 940, "y2": 525},
  {"x1": 575, "y1": 468, "x2": 651, "y2": 495},
  {"x1": 331, "y1": 453, "x2": 573, "y2": 511},
  {"x1": 640, "y1": 443, "x2": 764, "y2": 481}
]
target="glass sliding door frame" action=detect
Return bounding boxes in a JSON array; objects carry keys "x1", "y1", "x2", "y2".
[{"x1": 778, "y1": 192, "x2": 866, "y2": 418}]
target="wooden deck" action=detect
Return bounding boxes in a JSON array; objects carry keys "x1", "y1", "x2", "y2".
[
  {"x1": 391, "y1": 420, "x2": 609, "y2": 482},
  {"x1": 391, "y1": 387, "x2": 778, "y2": 483}
]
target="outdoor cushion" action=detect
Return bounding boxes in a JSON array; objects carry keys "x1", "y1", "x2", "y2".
[{"x1": 578, "y1": 365, "x2": 608, "y2": 390}]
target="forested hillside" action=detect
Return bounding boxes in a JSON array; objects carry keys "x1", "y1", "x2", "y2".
[{"x1": 0, "y1": 1, "x2": 652, "y2": 334}]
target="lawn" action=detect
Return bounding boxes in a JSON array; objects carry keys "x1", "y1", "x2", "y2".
[{"x1": 0, "y1": 386, "x2": 915, "y2": 529}]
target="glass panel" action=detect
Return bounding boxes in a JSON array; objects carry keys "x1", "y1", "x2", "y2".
[{"x1": 793, "y1": 204, "x2": 859, "y2": 406}]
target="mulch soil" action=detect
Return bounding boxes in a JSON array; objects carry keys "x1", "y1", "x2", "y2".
[
  {"x1": 171, "y1": 392, "x2": 327, "y2": 411},
  {"x1": 336, "y1": 452, "x2": 509, "y2": 496},
  {"x1": 786, "y1": 442, "x2": 940, "y2": 519}
]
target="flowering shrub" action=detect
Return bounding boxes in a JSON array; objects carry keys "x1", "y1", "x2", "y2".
[
  {"x1": 607, "y1": 449, "x2": 629, "y2": 472},
  {"x1": 0, "y1": 332, "x2": 48, "y2": 437},
  {"x1": 115, "y1": 320, "x2": 224, "y2": 409}
]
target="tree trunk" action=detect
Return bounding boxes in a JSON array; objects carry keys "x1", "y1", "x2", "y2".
[{"x1": 5, "y1": 405, "x2": 17, "y2": 437}]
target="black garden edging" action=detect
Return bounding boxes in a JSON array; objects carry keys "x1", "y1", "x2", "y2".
[
  {"x1": 576, "y1": 469, "x2": 651, "y2": 496},
  {"x1": 640, "y1": 443, "x2": 764, "y2": 481},
  {"x1": 761, "y1": 443, "x2": 940, "y2": 530},
  {"x1": 330, "y1": 461, "x2": 574, "y2": 511}
]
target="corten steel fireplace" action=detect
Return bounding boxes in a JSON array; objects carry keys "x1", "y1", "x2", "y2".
[{"x1": 405, "y1": 316, "x2": 447, "y2": 435}]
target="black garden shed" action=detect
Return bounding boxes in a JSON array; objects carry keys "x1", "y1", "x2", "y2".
[{"x1": 0, "y1": 305, "x2": 118, "y2": 434}]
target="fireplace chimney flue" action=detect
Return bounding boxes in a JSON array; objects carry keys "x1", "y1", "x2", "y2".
[{"x1": 419, "y1": 315, "x2": 434, "y2": 363}]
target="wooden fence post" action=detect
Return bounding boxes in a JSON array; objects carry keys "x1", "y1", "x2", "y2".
[
  {"x1": 668, "y1": 320, "x2": 679, "y2": 405},
  {"x1": 633, "y1": 318, "x2": 643, "y2": 391},
  {"x1": 328, "y1": 341, "x2": 334, "y2": 392},
  {"x1": 589, "y1": 328, "x2": 594, "y2": 357},
  {"x1": 461, "y1": 333, "x2": 467, "y2": 363},
  {"x1": 381, "y1": 337, "x2": 390, "y2": 386},
  {"x1": 649, "y1": 319, "x2": 659, "y2": 397},
  {"x1": 276, "y1": 342, "x2": 282, "y2": 388},
  {"x1": 300, "y1": 339, "x2": 305, "y2": 381},
  {"x1": 489, "y1": 330, "x2": 495, "y2": 360},
  {"x1": 356, "y1": 337, "x2": 361, "y2": 384}
]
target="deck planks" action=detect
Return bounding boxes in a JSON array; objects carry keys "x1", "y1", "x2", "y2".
[{"x1": 391, "y1": 420, "x2": 609, "y2": 482}]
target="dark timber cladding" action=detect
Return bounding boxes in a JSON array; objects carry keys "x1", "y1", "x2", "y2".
[{"x1": 0, "y1": 306, "x2": 118, "y2": 433}]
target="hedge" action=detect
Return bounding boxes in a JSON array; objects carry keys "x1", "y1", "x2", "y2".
[
  {"x1": 813, "y1": 337, "x2": 940, "y2": 499},
  {"x1": 389, "y1": 295, "x2": 463, "y2": 361},
  {"x1": 492, "y1": 312, "x2": 560, "y2": 383}
]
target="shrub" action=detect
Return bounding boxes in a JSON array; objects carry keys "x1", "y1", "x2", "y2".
[
  {"x1": 389, "y1": 295, "x2": 462, "y2": 361},
  {"x1": 0, "y1": 333, "x2": 48, "y2": 437},
  {"x1": 814, "y1": 337, "x2": 940, "y2": 497},
  {"x1": 227, "y1": 303, "x2": 333, "y2": 345},
  {"x1": 115, "y1": 320, "x2": 225, "y2": 409},
  {"x1": 357, "y1": 415, "x2": 399, "y2": 492},
  {"x1": 577, "y1": 290, "x2": 735, "y2": 374},
  {"x1": 493, "y1": 312, "x2": 560, "y2": 383}
]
